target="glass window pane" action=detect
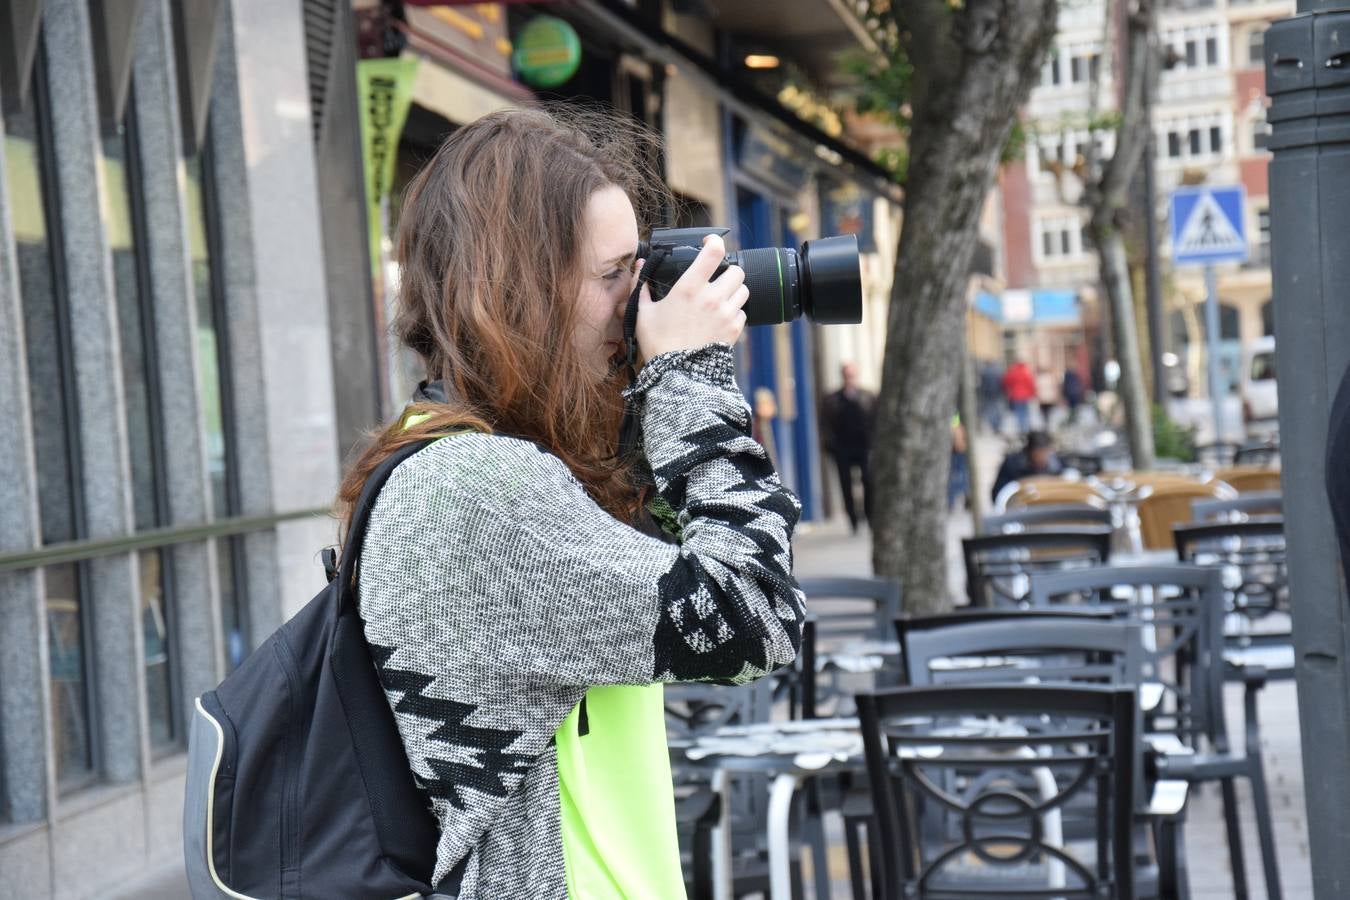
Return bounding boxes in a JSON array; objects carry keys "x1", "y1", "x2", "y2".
[
  {"x1": 1186, "y1": 40, "x2": 1198, "y2": 67},
  {"x1": 5, "y1": 64, "x2": 95, "y2": 787},
  {"x1": 1206, "y1": 37, "x2": 1219, "y2": 66},
  {"x1": 46, "y1": 563, "x2": 94, "y2": 783},
  {"x1": 1168, "y1": 132, "x2": 1182, "y2": 158},
  {"x1": 1042, "y1": 230, "x2": 1054, "y2": 258},
  {"x1": 102, "y1": 124, "x2": 161, "y2": 533},
  {"x1": 1210, "y1": 126, "x2": 1222, "y2": 153},
  {"x1": 1189, "y1": 129, "x2": 1202, "y2": 155},
  {"x1": 186, "y1": 143, "x2": 249, "y2": 669},
  {"x1": 139, "y1": 550, "x2": 176, "y2": 747}
]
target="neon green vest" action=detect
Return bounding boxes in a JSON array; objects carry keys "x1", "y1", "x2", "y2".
[
  {"x1": 556, "y1": 684, "x2": 686, "y2": 899},
  {"x1": 400, "y1": 418, "x2": 685, "y2": 897}
]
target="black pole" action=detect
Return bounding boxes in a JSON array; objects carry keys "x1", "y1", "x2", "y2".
[
  {"x1": 1266, "y1": 2, "x2": 1350, "y2": 894},
  {"x1": 1142, "y1": 79, "x2": 1166, "y2": 409}
]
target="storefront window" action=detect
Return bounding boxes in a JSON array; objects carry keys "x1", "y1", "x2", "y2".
[
  {"x1": 5, "y1": 57, "x2": 96, "y2": 786},
  {"x1": 186, "y1": 142, "x2": 248, "y2": 669},
  {"x1": 102, "y1": 99, "x2": 178, "y2": 749}
]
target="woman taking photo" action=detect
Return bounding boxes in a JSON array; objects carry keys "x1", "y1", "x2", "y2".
[{"x1": 340, "y1": 106, "x2": 806, "y2": 898}]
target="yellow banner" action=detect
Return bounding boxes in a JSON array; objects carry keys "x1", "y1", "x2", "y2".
[{"x1": 357, "y1": 57, "x2": 419, "y2": 274}]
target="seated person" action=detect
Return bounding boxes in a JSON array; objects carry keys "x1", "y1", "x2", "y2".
[{"x1": 992, "y1": 430, "x2": 1063, "y2": 502}]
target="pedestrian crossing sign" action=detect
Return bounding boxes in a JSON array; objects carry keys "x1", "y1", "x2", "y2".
[{"x1": 1170, "y1": 186, "x2": 1248, "y2": 265}]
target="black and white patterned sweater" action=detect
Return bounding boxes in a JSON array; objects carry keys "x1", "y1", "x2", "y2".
[{"x1": 358, "y1": 343, "x2": 806, "y2": 897}]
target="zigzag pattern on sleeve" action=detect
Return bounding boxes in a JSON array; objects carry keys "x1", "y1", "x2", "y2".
[{"x1": 358, "y1": 343, "x2": 805, "y2": 895}]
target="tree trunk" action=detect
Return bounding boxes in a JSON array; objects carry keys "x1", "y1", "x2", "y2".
[
  {"x1": 1085, "y1": 0, "x2": 1158, "y2": 469},
  {"x1": 871, "y1": 0, "x2": 1059, "y2": 615},
  {"x1": 1095, "y1": 226, "x2": 1156, "y2": 468}
]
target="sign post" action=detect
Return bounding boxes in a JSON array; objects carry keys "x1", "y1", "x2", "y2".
[{"x1": 1170, "y1": 185, "x2": 1248, "y2": 443}]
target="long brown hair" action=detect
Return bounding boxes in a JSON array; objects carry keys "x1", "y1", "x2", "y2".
[{"x1": 337, "y1": 106, "x2": 668, "y2": 534}]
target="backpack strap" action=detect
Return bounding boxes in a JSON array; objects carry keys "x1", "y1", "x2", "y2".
[{"x1": 335, "y1": 438, "x2": 438, "y2": 621}]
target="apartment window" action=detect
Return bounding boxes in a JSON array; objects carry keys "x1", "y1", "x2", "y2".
[
  {"x1": 1206, "y1": 37, "x2": 1219, "y2": 66},
  {"x1": 1210, "y1": 126, "x2": 1223, "y2": 154},
  {"x1": 5, "y1": 51, "x2": 97, "y2": 789},
  {"x1": 1258, "y1": 208, "x2": 1271, "y2": 264},
  {"x1": 1185, "y1": 39, "x2": 1198, "y2": 67},
  {"x1": 1071, "y1": 55, "x2": 1084, "y2": 83},
  {"x1": 1043, "y1": 55, "x2": 1061, "y2": 86},
  {"x1": 1252, "y1": 111, "x2": 1270, "y2": 150},
  {"x1": 1249, "y1": 29, "x2": 1266, "y2": 66},
  {"x1": 1168, "y1": 132, "x2": 1182, "y2": 158},
  {"x1": 1037, "y1": 215, "x2": 1085, "y2": 261},
  {"x1": 1189, "y1": 129, "x2": 1202, "y2": 155}
]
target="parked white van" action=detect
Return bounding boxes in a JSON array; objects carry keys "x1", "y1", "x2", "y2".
[{"x1": 1241, "y1": 335, "x2": 1279, "y2": 435}]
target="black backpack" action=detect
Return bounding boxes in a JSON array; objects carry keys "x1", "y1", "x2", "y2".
[{"x1": 183, "y1": 439, "x2": 459, "y2": 899}]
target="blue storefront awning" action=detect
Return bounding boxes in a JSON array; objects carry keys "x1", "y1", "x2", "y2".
[{"x1": 974, "y1": 290, "x2": 1081, "y2": 326}]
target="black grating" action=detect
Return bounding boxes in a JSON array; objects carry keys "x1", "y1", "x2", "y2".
[{"x1": 303, "y1": 0, "x2": 338, "y2": 145}]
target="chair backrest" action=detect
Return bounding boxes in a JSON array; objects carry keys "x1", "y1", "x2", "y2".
[
  {"x1": 962, "y1": 529, "x2": 1114, "y2": 608},
  {"x1": 857, "y1": 683, "x2": 1136, "y2": 900},
  {"x1": 796, "y1": 575, "x2": 903, "y2": 645},
  {"x1": 1194, "y1": 441, "x2": 1241, "y2": 467},
  {"x1": 1005, "y1": 478, "x2": 1109, "y2": 511},
  {"x1": 1215, "y1": 466, "x2": 1283, "y2": 494},
  {"x1": 900, "y1": 617, "x2": 1142, "y2": 689},
  {"x1": 1135, "y1": 479, "x2": 1232, "y2": 550},
  {"x1": 1233, "y1": 441, "x2": 1280, "y2": 467},
  {"x1": 981, "y1": 504, "x2": 1114, "y2": 535},
  {"x1": 1025, "y1": 564, "x2": 1227, "y2": 749},
  {"x1": 1058, "y1": 452, "x2": 1103, "y2": 476},
  {"x1": 1190, "y1": 491, "x2": 1283, "y2": 522},
  {"x1": 796, "y1": 577, "x2": 903, "y2": 719},
  {"x1": 664, "y1": 678, "x2": 773, "y2": 741},
  {"x1": 1174, "y1": 518, "x2": 1290, "y2": 623}
]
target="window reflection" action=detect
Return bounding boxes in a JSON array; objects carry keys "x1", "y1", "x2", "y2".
[
  {"x1": 185, "y1": 143, "x2": 248, "y2": 669},
  {"x1": 5, "y1": 60, "x2": 96, "y2": 786},
  {"x1": 102, "y1": 107, "x2": 178, "y2": 748}
]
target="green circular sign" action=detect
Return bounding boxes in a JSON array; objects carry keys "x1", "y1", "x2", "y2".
[{"x1": 512, "y1": 16, "x2": 582, "y2": 88}]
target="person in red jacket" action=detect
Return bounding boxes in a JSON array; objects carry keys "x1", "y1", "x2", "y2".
[{"x1": 1002, "y1": 360, "x2": 1036, "y2": 434}]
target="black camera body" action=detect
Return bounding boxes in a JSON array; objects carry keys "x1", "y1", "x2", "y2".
[{"x1": 636, "y1": 227, "x2": 862, "y2": 327}]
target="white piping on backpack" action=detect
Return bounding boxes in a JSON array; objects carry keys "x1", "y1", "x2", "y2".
[{"x1": 194, "y1": 698, "x2": 422, "y2": 900}]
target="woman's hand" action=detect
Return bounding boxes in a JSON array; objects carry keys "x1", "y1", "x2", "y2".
[{"x1": 635, "y1": 234, "x2": 748, "y2": 360}]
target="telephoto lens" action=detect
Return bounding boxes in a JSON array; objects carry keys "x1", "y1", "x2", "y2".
[{"x1": 638, "y1": 228, "x2": 863, "y2": 327}]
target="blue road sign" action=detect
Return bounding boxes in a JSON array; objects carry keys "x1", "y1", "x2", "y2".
[{"x1": 1170, "y1": 185, "x2": 1248, "y2": 266}]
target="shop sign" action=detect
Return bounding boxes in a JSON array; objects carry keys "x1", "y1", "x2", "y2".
[
  {"x1": 512, "y1": 16, "x2": 581, "y2": 88},
  {"x1": 357, "y1": 57, "x2": 419, "y2": 273},
  {"x1": 819, "y1": 180, "x2": 876, "y2": 252}
]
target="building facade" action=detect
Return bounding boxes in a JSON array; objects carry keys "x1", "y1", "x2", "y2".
[
  {"x1": 998, "y1": 0, "x2": 1288, "y2": 406},
  {"x1": 0, "y1": 2, "x2": 898, "y2": 896}
]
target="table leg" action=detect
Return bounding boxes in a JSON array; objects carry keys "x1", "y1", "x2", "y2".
[
  {"x1": 711, "y1": 769, "x2": 733, "y2": 900},
  {"x1": 768, "y1": 772, "x2": 802, "y2": 899}
]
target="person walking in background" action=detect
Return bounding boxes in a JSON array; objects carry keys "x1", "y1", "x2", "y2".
[
  {"x1": 1062, "y1": 365, "x2": 1085, "y2": 424},
  {"x1": 948, "y1": 414, "x2": 970, "y2": 511},
  {"x1": 978, "y1": 361, "x2": 1005, "y2": 433},
  {"x1": 1036, "y1": 366, "x2": 1061, "y2": 430},
  {"x1": 821, "y1": 361, "x2": 876, "y2": 532},
  {"x1": 1002, "y1": 359, "x2": 1036, "y2": 434}
]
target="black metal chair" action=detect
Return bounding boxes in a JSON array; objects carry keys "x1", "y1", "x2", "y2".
[
  {"x1": 896, "y1": 615, "x2": 1192, "y2": 895},
  {"x1": 980, "y1": 504, "x2": 1114, "y2": 535},
  {"x1": 962, "y1": 528, "x2": 1113, "y2": 608},
  {"x1": 858, "y1": 683, "x2": 1138, "y2": 899},
  {"x1": 1190, "y1": 492, "x2": 1283, "y2": 522},
  {"x1": 1194, "y1": 441, "x2": 1242, "y2": 467},
  {"x1": 665, "y1": 680, "x2": 793, "y2": 899},
  {"x1": 1233, "y1": 440, "x2": 1280, "y2": 467},
  {"x1": 796, "y1": 575, "x2": 903, "y2": 719},
  {"x1": 1174, "y1": 518, "x2": 1293, "y2": 680},
  {"x1": 1028, "y1": 565, "x2": 1281, "y2": 900}
]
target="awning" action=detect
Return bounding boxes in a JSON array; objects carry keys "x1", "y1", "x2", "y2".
[{"x1": 573, "y1": 0, "x2": 903, "y2": 203}]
